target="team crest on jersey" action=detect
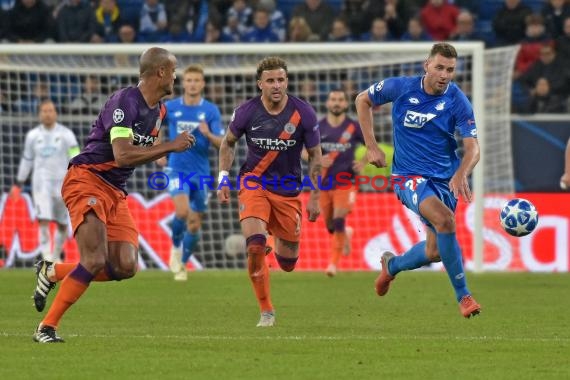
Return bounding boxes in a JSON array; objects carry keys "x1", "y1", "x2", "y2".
[
  {"x1": 284, "y1": 122, "x2": 296, "y2": 134},
  {"x1": 341, "y1": 131, "x2": 352, "y2": 140},
  {"x1": 409, "y1": 97, "x2": 419, "y2": 104},
  {"x1": 435, "y1": 101, "x2": 446, "y2": 111},
  {"x1": 198, "y1": 112, "x2": 206, "y2": 121},
  {"x1": 174, "y1": 111, "x2": 183, "y2": 118},
  {"x1": 112, "y1": 108, "x2": 125, "y2": 124}
]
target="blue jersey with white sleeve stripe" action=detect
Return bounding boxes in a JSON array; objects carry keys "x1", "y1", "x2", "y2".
[{"x1": 367, "y1": 76, "x2": 476, "y2": 179}]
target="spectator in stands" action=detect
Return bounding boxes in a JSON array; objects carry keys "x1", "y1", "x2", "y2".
[
  {"x1": 226, "y1": 0, "x2": 252, "y2": 32},
  {"x1": 292, "y1": 0, "x2": 337, "y2": 41},
  {"x1": 223, "y1": 12, "x2": 247, "y2": 41},
  {"x1": 257, "y1": 0, "x2": 286, "y2": 41},
  {"x1": 401, "y1": 16, "x2": 432, "y2": 42},
  {"x1": 166, "y1": 0, "x2": 213, "y2": 43},
  {"x1": 5, "y1": 0, "x2": 53, "y2": 43},
  {"x1": 524, "y1": 77, "x2": 567, "y2": 113},
  {"x1": 493, "y1": 0, "x2": 532, "y2": 46},
  {"x1": 138, "y1": 0, "x2": 167, "y2": 42},
  {"x1": 542, "y1": 0, "x2": 570, "y2": 40},
  {"x1": 381, "y1": 0, "x2": 410, "y2": 39},
  {"x1": 420, "y1": 0, "x2": 460, "y2": 41},
  {"x1": 519, "y1": 44, "x2": 570, "y2": 100},
  {"x1": 161, "y1": 23, "x2": 193, "y2": 43},
  {"x1": 241, "y1": 7, "x2": 279, "y2": 42},
  {"x1": 341, "y1": 0, "x2": 378, "y2": 37},
  {"x1": 56, "y1": 0, "x2": 97, "y2": 42},
  {"x1": 66, "y1": 75, "x2": 106, "y2": 115},
  {"x1": 204, "y1": 18, "x2": 234, "y2": 43},
  {"x1": 328, "y1": 17, "x2": 353, "y2": 42},
  {"x1": 556, "y1": 16, "x2": 570, "y2": 64},
  {"x1": 288, "y1": 16, "x2": 318, "y2": 42},
  {"x1": 93, "y1": 0, "x2": 124, "y2": 43},
  {"x1": 514, "y1": 14, "x2": 553, "y2": 79},
  {"x1": 361, "y1": 17, "x2": 393, "y2": 41},
  {"x1": 450, "y1": 10, "x2": 483, "y2": 42},
  {"x1": 115, "y1": 23, "x2": 141, "y2": 43}
]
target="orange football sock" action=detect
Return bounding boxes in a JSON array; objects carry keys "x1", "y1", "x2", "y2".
[
  {"x1": 54, "y1": 263, "x2": 112, "y2": 281},
  {"x1": 248, "y1": 244, "x2": 273, "y2": 312},
  {"x1": 42, "y1": 264, "x2": 93, "y2": 328},
  {"x1": 330, "y1": 231, "x2": 346, "y2": 265}
]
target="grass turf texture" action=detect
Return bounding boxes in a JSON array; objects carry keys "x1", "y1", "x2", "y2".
[{"x1": 1, "y1": 270, "x2": 569, "y2": 379}]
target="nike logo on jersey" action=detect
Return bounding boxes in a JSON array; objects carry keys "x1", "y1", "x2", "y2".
[
  {"x1": 403, "y1": 111, "x2": 436, "y2": 129},
  {"x1": 251, "y1": 125, "x2": 263, "y2": 131}
]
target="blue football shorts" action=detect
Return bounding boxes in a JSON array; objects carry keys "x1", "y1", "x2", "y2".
[
  {"x1": 393, "y1": 175, "x2": 457, "y2": 229},
  {"x1": 166, "y1": 169, "x2": 209, "y2": 213}
]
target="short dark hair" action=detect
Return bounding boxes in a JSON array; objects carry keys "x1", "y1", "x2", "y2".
[
  {"x1": 256, "y1": 56, "x2": 288, "y2": 80},
  {"x1": 429, "y1": 42, "x2": 458, "y2": 59},
  {"x1": 328, "y1": 88, "x2": 349, "y2": 101}
]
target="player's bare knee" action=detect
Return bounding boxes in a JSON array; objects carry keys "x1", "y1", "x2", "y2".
[
  {"x1": 432, "y1": 212, "x2": 456, "y2": 233},
  {"x1": 114, "y1": 265, "x2": 137, "y2": 280},
  {"x1": 81, "y1": 255, "x2": 106, "y2": 274}
]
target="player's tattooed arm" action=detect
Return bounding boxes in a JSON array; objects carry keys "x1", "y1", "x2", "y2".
[
  {"x1": 217, "y1": 130, "x2": 238, "y2": 203},
  {"x1": 218, "y1": 130, "x2": 238, "y2": 173}
]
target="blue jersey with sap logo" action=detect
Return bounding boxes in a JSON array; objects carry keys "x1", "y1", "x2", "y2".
[
  {"x1": 164, "y1": 97, "x2": 224, "y2": 176},
  {"x1": 367, "y1": 76, "x2": 477, "y2": 180}
]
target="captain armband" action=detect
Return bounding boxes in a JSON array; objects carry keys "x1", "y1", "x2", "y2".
[{"x1": 110, "y1": 127, "x2": 134, "y2": 143}]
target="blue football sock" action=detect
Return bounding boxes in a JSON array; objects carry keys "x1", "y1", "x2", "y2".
[
  {"x1": 436, "y1": 232, "x2": 469, "y2": 302},
  {"x1": 171, "y1": 217, "x2": 186, "y2": 247},
  {"x1": 182, "y1": 231, "x2": 200, "y2": 264},
  {"x1": 388, "y1": 241, "x2": 429, "y2": 276}
]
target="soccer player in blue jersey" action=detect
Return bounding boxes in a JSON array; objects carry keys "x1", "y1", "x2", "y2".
[
  {"x1": 31, "y1": 47, "x2": 196, "y2": 343},
  {"x1": 355, "y1": 42, "x2": 481, "y2": 318},
  {"x1": 160, "y1": 64, "x2": 224, "y2": 281}
]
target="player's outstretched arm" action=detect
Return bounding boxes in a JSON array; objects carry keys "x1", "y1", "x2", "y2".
[
  {"x1": 112, "y1": 131, "x2": 195, "y2": 168},
  {"x1": 217, "y1": 131, "x2": 238, "y2": 203},
  {"x1": 355, "y1": 89, "x2": 386, "y2": 168},
  {"x1": 306, "y1": 145, "x2": 322, "y2": 222},
  {"x1": 449, "y1": 137, "x2": 480, "y2": 203}
]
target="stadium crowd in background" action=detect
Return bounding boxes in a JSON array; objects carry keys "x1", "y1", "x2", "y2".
[{"x1": 1, "y1": 0, "x2": 569, "y2": 113}]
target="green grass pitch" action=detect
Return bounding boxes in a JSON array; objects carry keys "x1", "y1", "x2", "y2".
[{"x1": 1, "y1": 270, "x2": 569, "y2": 379}]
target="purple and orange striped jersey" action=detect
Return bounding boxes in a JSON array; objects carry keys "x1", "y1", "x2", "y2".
[
  {"x1": 318, "y1": 116, "x2": 364, "y2": 188},
  {"x1": 229, "y1": 95, "x2": 319, "y2": 196},
  {"x1": 70, "y1": 86, "x2": 165, "y2": 192}
]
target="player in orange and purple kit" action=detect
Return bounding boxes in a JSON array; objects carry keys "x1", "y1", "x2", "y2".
[
  {"x1": 318, "y1": 89, "x2": 365, "y2": 277},
  {"x1": 217, "y1": 56, "x2": 322, "y2": 327},
  {"x1": 32, "y1": 47, "x2": 196, "y2": 343}
]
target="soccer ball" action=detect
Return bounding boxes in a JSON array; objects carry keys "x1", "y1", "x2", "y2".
[
  {"x1": 499, "y1": 198, "x2": 539, "y2": 237},
  {"x1": 224, "y1": 234, "x2": 246, "y2": 257}
]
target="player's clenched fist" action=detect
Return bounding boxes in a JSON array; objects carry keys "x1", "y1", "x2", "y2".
[{"x1": 171, "y1": 131, "x2": 196, "y2": 151}]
